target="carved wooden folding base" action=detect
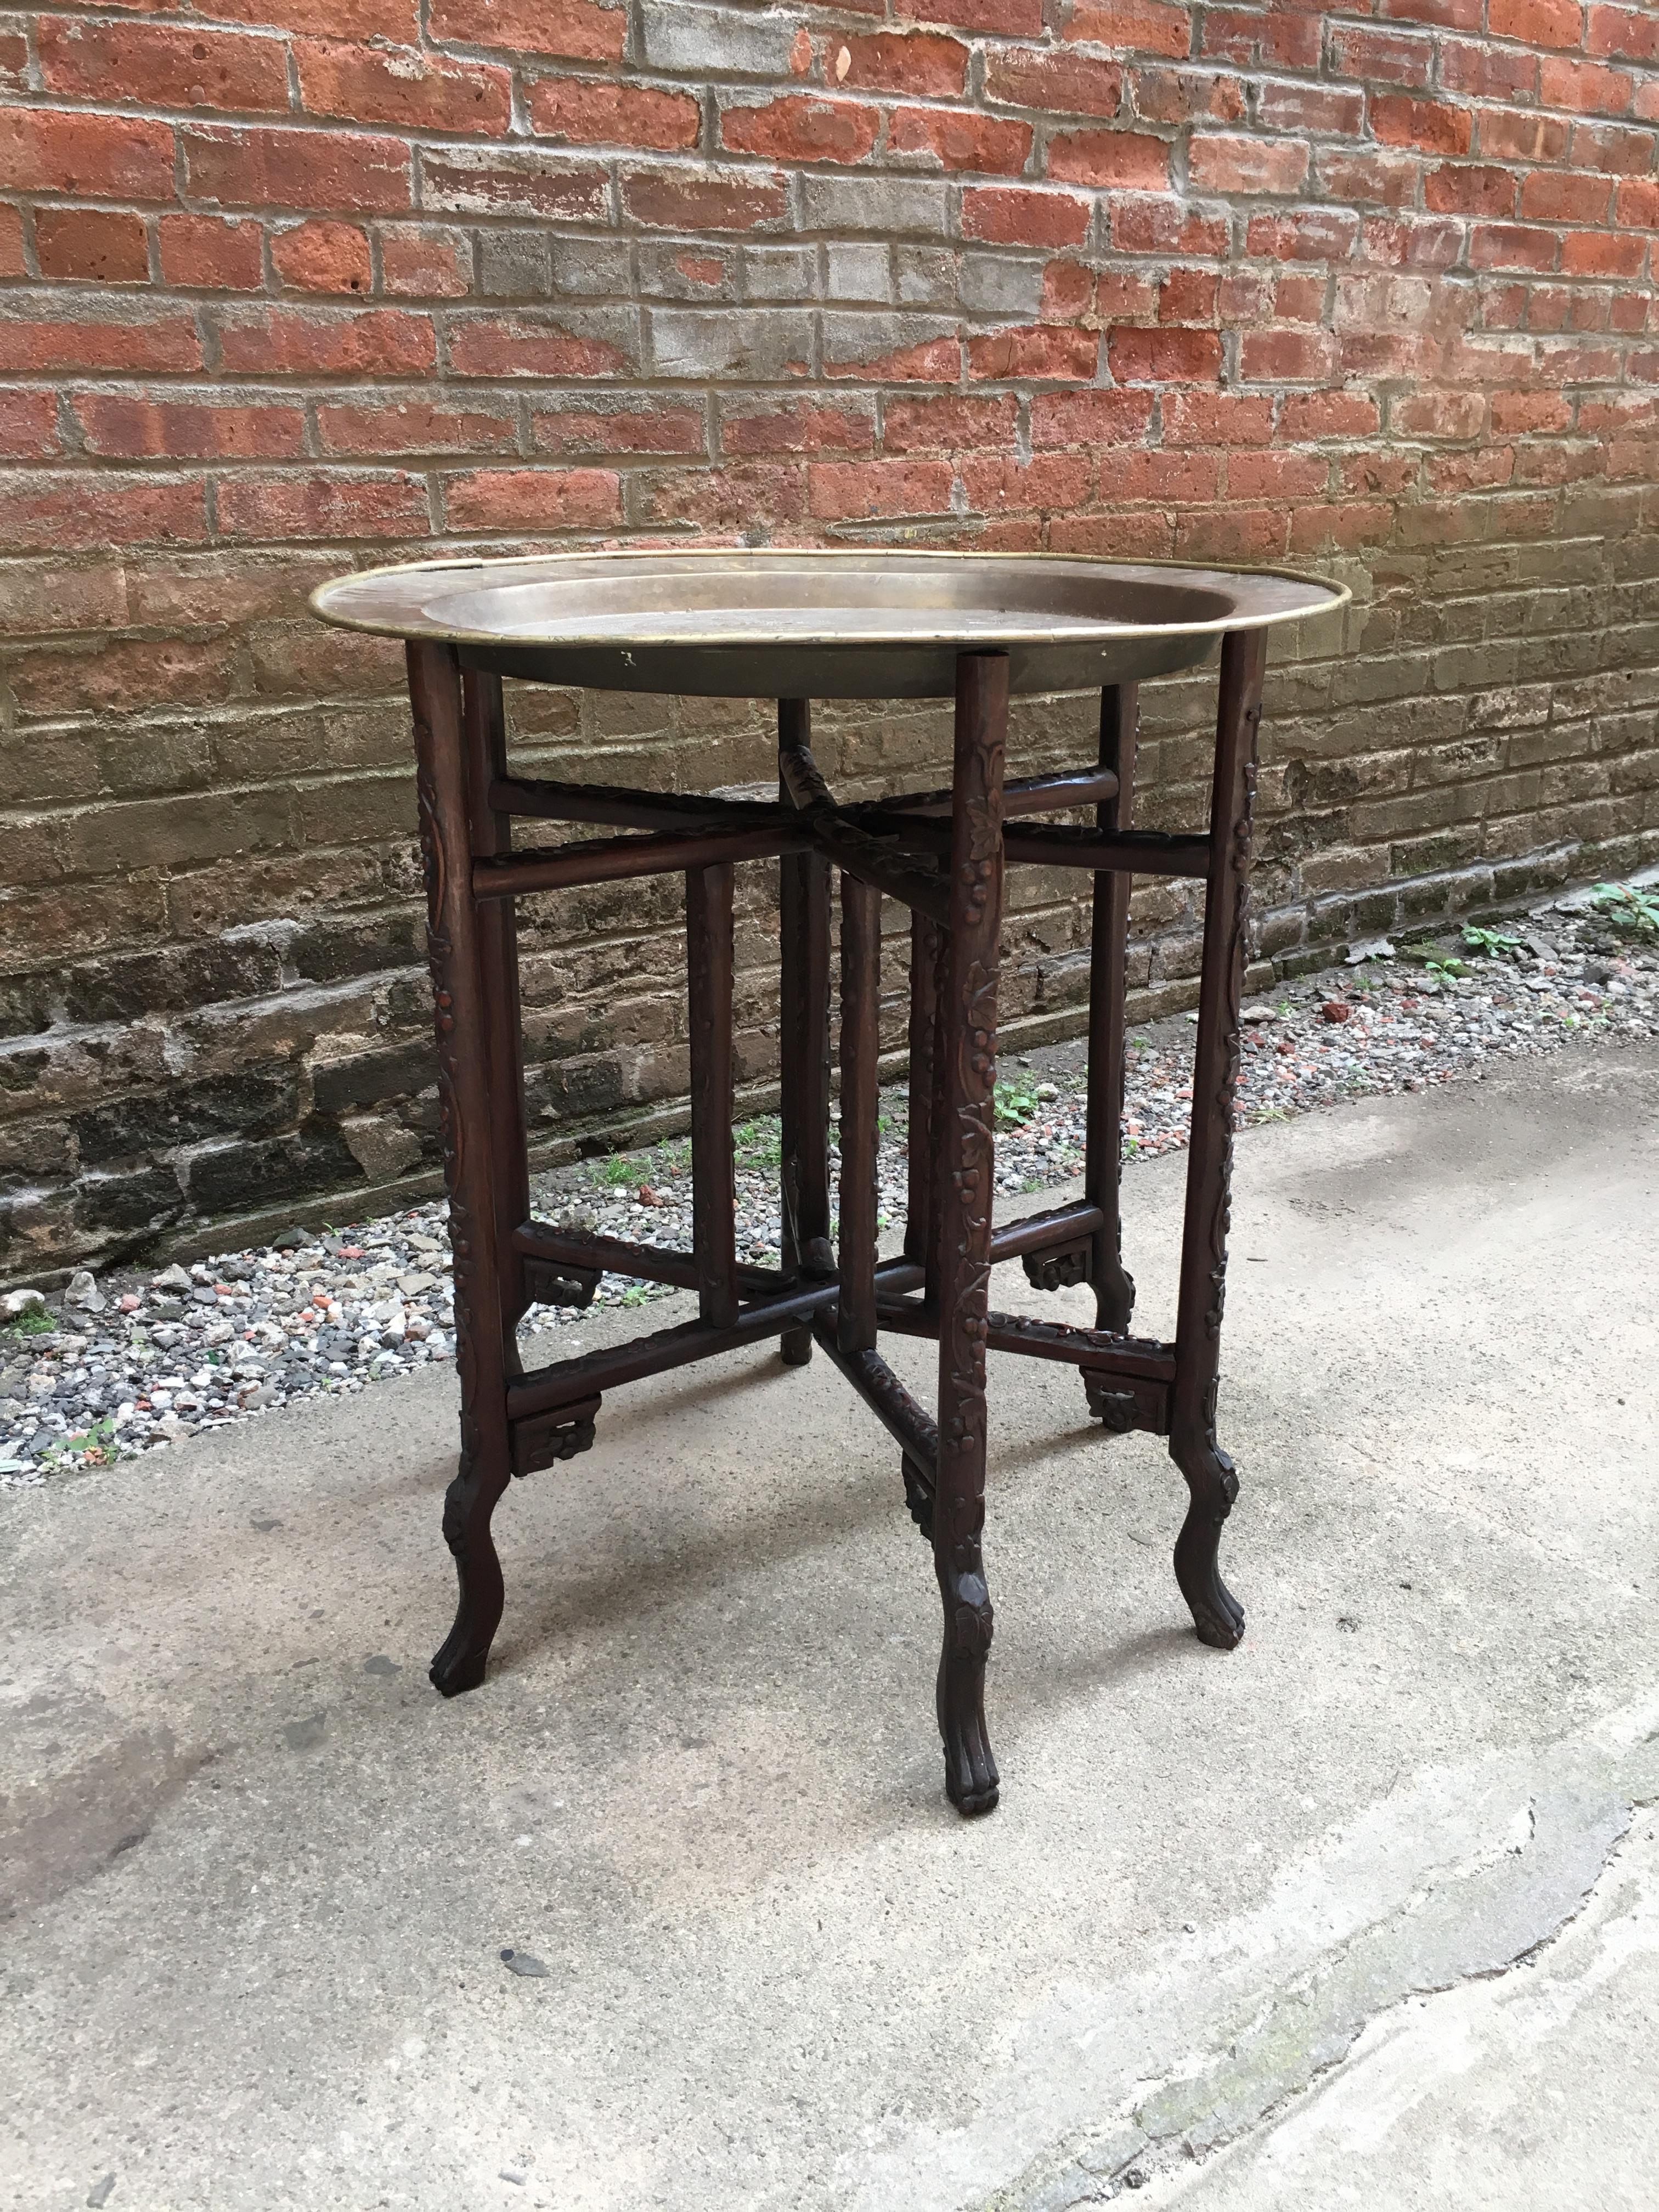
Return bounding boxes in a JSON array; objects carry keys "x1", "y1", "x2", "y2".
[{"x1": 406, "y1": 635, "x2": 1266, "y2": 1815}]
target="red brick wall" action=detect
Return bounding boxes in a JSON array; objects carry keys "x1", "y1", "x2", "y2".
[{"x1": 2, "y1": 1, "x2": 1656, "y2": 1276}]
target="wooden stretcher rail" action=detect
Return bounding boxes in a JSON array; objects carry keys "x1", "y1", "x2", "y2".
[
  {"x1": 855, "y1": 811, "x2": 1212, "y2": 879},
  {"x1": 853, "y1": 766, "x2": 1119, "y2": 821},
  {"x1": 512, "y1": 1221, "x2": 787, "y2": 1300},
  {"x1": 873, "y1": 1296, "x2": 1177, "y2": 1383},
  {"x1": 873, "y1": 1199, "x2": 1105, "y2": 1301},
  {"x1": 489, "y1": 775, "x2": 788, "y2": 834},
  {"x1": 506, "y1": 1279, "x2": 841, "y2": 1419},
  {"x1": 472, "y1": 821, "x2": 806, "y2": 898},
  {"x1": 812, "y1": 822, "x2": 951, "y2": 929},
  {"x1": 810, "y1": 1322, "x2": 940, "y2": 1481}
]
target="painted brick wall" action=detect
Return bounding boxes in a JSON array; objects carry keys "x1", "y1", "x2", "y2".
[{"x1": 2, "y1": 0, "x2": 1657, "y2": 1278}]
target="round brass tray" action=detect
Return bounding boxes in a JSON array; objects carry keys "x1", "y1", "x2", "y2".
[{"x1": 311, "y1": 549, "x2": 1348, "y2": 699}]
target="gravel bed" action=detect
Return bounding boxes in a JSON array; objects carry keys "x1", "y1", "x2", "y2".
[{"x1": 3, "y1": 877, "x2": 1654, "y2": 1491}]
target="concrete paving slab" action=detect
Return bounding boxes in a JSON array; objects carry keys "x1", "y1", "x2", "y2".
[{"x1": 3, "y1": 1042, "x2": 1656, "y2": 2212}]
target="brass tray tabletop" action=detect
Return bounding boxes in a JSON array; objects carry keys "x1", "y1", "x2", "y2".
[{"x1": 311, "y1": 548, "x2": 1348, "y2": 699}]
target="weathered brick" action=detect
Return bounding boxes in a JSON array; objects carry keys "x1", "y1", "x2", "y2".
[
  {"x1": 295, "y1": 38, "x2": 511, "y2": 133},
  {"x1": 1316, "y1": 150, "x2": 1421, "y2": 206},
  {"x1": 75, "y1": 394, "x2": 308, "y2": 460},
  {"x1": 213, "y1": 0, "x2": 417, "y2": 35},
  {"x1": 184, "y1": 127, "x2": 412, "y2": 213},
  {"x1": 889, "y1": 107, "x2": 1034, "y2": 176},
  {"x1": 961, "y1": 452, "x2": 1093, "y2": 510},
  {"x1": 1189, "y1": 133, "x2": 1310, "y2": 196},
  {"x1": 623, "y1": 166, "x2": 791, "y2": 232},
  {"x1": 1520, "y1": 170, "x2": 1615, "y2": 223},
  {"x1": 0, "y1": 472, "x2": 208, "y2": 552},
  {"x1": 840, "y1": 32, "x2": 969, "y2": 98},
  {"x1": 1030, "y1": 388, "x2": 1155, "y2": 445},
  {"x1": 35, "y1": 210, "x2": 150, "y2": 284},
  {"x1": 807, "y1": 458, "x2": 954, "y2": 520},
  {"x1": 1283, "y1": 393, "x2": 1389, "y2": 440},
  {"x1": 1, "y1": 111, "x2": 176, "y2": 200},
  {"x1": 1539, "y1": 55, "x2": 1635, "y2": 114},
  {"x1": 1478, "y1": 108, "x2": 1568, "y2": 163},
  {"x1": 1108, "y1": 324, "x2": 1223, "y2": 381},
  {"x1": 1046, "y1": 129, "x2": 1171, "y2": 189},
  {"x1": 1370, "y1": 95, "x2": 1475, "y2": 154},
  {"x1": 637, "y1": 461, "x2": 806, "y2": 531},
  {"x1": 528, "y1": 77, "x2": 702, "y2": 151},
  {"x1": 1490, "y1": 0, "x2": 1587, "y2": 48},
  {"x1": 652, "y1": 307, "x2": 814, "y2": 381},
  {"x1": 421, "y1": 146, "x2": 611, "y2": 222},
  {"x1": 1130, "y1": 65, "x2": 1246, "y2": 125},
  {"x1": 718, "y1": 397, "x2": 873, "y2": 455},
  {"x1": 447, "y1": 309, "x2": 637, "y2": 378},
  {"x1": 319, "y1": 396, "x2": 518, "y2": 455},
  {"x1": 159, "y1": 215, "x2": 265, "y2": 291},
  {"x1": 0, "y1": 391, "x2": 61, "y2": 460},
  {"x1": 380, "y1": 224, "x2": 473, "y2": 296},
  {"x1": 1165, "y1": 390, "x2": 1274, "y2": 444},
  {"x1": 1470, "y1": 222, "x2": 1560, "y2": 270},
  {"x1": 823, "y1": 314, "x2": 961, "y2": 380},
  {"x1": 429, "y1": 0, "x2": 624, "y2": 60},
  {"x1": 720, "y1": 96, "x2": 879, "y2": 165},
  {"x1": 969, "y1": 324, "x2": 1099, "y2": 379},
  {"x1": 37, "y1": 17, "x2": 291, "y2": 113},
  {"x1": 1201, "y1": 7, "x2": 1321, "y2": 69},
  {"x1": 217, "y1": 470, "x2": 431, "y2": 541},
  {"x1": 894, "y1": 0, "x2": 1042, "y2": 30},
  {"x1": 271, "y1": 221, "x2": 374, "y2": 294},
  {"x1": 1063, "y1": 1, "x2": 1191, "y2": 60},
  {"x1": 441, "y1": 467, "x2": 622, "y2": 531},
  {"x1": 961, "y1": 185, "x2": 1091, "y2": 247},
  {"x1": 883, "y1": 393, "x2": 1017, "y2": 451},
  {"x1": 1425, "y1": 163, "x2": 1518, "y2": 216},
  {"x1": 986, "y1": 48, "x2": 1122, "y2": 118},
  {"x1": 217, "y1": 304, "x2": 436, "y2": 376}
]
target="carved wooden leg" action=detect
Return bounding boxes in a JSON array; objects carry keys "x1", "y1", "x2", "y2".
[
  {"x1": 687, "y1": 862, "x2": 740, "y2": 1330},
  {"x1": 1085, "y1": 682, "x2": 1139, "y2": 1336},
  {"x1": 932, "y1": 651, "x2": 1008, "y2": 1817},
  {"x1": 904, "y1": 911, "x2": 939, "y2": 1271},
  {"x1": 902, "y1": 911, "x2": 943, "y2": 1534},
  {"x1": 778, "y1": 698, "x2": 832, "y2": 1365},
  {"x1": 463, "y1": 669, "x2": 530, "y2": 1370},
  {"x1": 1170, "y1": 630, "x2": 1267, "y2": 1651},
  {"x1": 408, "y1": 642, "x2": 515, "y2": 1698},
  {"x1": 838, "y1": 872, "x2": 882, "y2": 1356}
]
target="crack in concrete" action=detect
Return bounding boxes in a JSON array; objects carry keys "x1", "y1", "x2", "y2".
[
  {"x1": 836, "y1": 1694, "x2": 1659, "y2": 2212},
  {"x1": 1022, "y1": 1795, "x2": 1635, "y2": 2208}
]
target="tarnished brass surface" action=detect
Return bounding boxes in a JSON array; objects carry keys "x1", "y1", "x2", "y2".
[{"x1": 311, "y1": 549, "x2": 1348, "y2": 698}]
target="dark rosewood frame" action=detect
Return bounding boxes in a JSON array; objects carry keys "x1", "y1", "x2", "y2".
[{"x1": 406, "y1": 631, "x2": 1267, "y2": 1813}]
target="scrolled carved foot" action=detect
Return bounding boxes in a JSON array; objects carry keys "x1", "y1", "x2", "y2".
[
  {"x1": 935, "y1": 1572, "x2": 999, "y2": 1816},
  {"x1": 1022, "y1": 1242, "x2": 1090, "y2": 1293},
  {"x1": 429, "y1": 1464, "x2": 506, "y2": 1698},
  {"x1": 1171, "y1": 1436, "x2": 1245, "y2": 1650},
  {"x1": 901, "y1": 1456, "x2": 934, "y2": 1542},
  {"x1": 429, "y1": 1630, "x2": 490, "y2": 1699}
]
